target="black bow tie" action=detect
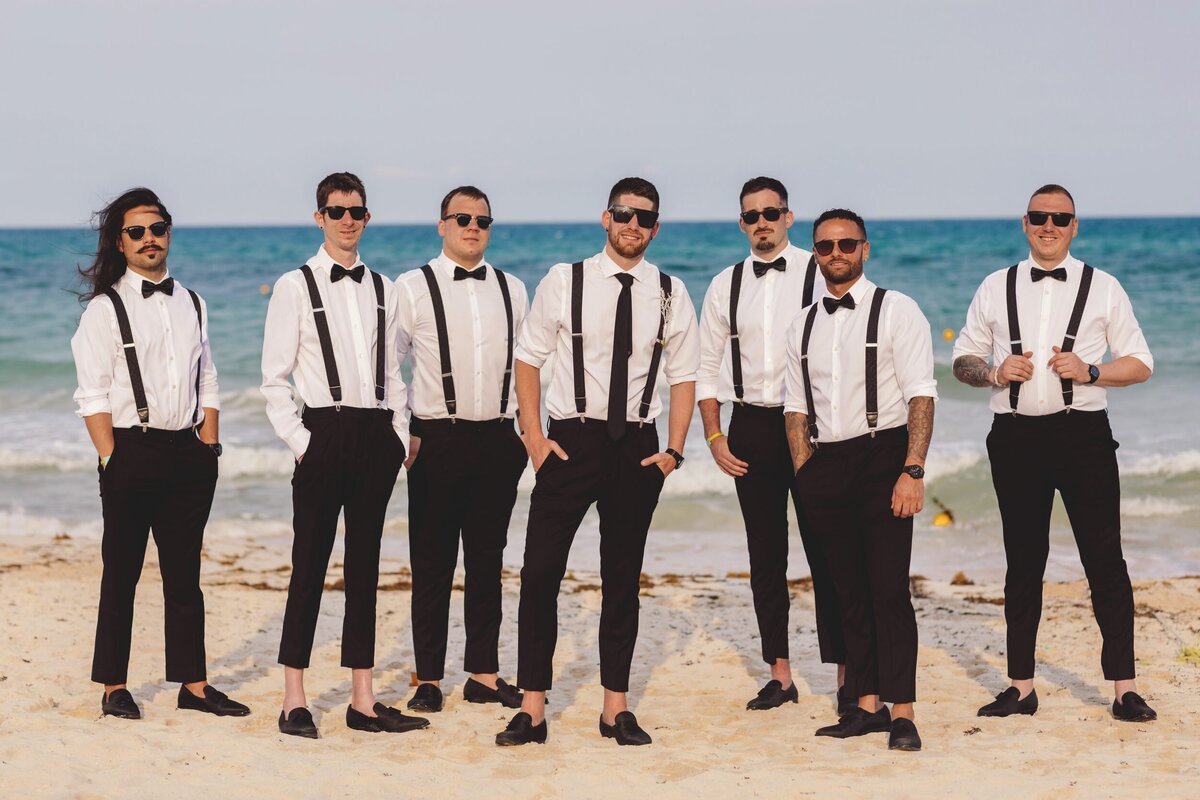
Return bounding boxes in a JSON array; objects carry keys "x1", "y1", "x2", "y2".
[
  {"x1": 454, "y1": 265, "x2": 487, "y2": 281},
  {"x1": 823, "y1": 294, "x2": 856, "y2": 314},
  {"x1": 752, "y1": 257, "x2": 787, "y2": 278},
  {"x1": 331, "y1": 263, "x2": 364, "y2": 283},
  {"x1": 141, "y1": 277, "x2": 175, "y2": 298},
  {"x1": 1031, "y1": 267, "x2": 1067, "y2": 282}
]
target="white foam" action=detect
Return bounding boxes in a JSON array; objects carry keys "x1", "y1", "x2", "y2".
[
  {"x1": 1121, "y1": 496, "x2": 1194, "y2": 517},
  {"x1": 1122, "y1": 450, "x2": 1200, "y2": 478}
]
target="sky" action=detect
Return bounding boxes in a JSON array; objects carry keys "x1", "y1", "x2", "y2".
[{"x1": 2, "y1": 0, "x2": 1197, "y2": 227}]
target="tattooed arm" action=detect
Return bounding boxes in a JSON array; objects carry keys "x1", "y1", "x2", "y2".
[
  {"x1": 784, "y1": 411, "x2": 813, "y2": 473},
  {"x1": 953, "y1": 354, "x2": 994, "y2": 387},
  {"x1": 893, "y1": 396, "x2": 934, "y2": 518}
]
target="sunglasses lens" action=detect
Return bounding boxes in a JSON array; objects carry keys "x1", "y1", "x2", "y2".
[
  {"x1": 1026, "y1": 212, "x2": 1047, "y2": 226},
  {"x1": 477, "y1": 216, "x2": 493, "y2": 230},
  {"x1": 1051, "y1": 213, "x2": 1073, "y2": 226},
  {"x1": 610, "y1": 208, "x2": 634, "y2": 224},
  {"x1": 148, "y1": 222, "x2": 169, "y2": 237},
  {"x1": 323, "y1": 206, "x2": 347, "y2": 220},
  {"x1": 124, "y1": 226, "x2": 146, "y2": 240},
  {"x1": 814, "y1": 240, "x2": 835, "y2": 256},
  {"x1": 635, "y1": 210, "x2": 659, "y2": 228},
  {"x1": 836, "y1": 238, "x2": 861, "y2": 254},
  {"x1": 347, "y1": 207, "x2": 367, "y2": 221},
  {"x1": 762, "y1": 208, "x2": 782, "y2": 222},
  {"x1": 741, "y1": 211, "x2": 761, "y2": 225}
]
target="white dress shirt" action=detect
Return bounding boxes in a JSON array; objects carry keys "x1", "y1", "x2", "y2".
[
  {"x1": 72, "y1": 269, "x2": 220, "y2": 429},
  {"x1": 952, "y1": 253, "x2": 1153, "y2": 415},
  {"x1": 784, "y1": 277, "x2": 938, "y2": 442},
  {"x1": 515, "y1": 250, "x2": 700, "y2": 422},
  {"x1": 697, "y1": 242, "x2": 825, "y2": 405},
  {"x1": 261, "y1": 246, "x2": 408, "y2": 457},
  {"x1": 396, "y1": 252, "x2": 530, "y2": 421}
]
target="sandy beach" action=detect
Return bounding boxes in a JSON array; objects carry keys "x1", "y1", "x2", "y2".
[{"x1": 0, "y1": 532, "x2": 1197, "y2": 799}]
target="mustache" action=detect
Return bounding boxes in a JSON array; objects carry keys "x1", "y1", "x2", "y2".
[{"x1": 138, "y1": 245, "x2": 163, "y2": 253}]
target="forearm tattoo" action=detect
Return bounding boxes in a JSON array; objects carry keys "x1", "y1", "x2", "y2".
[
  {"x1": 784, "y1": 411, "x2": 812, "y2": 470},
  {"x1": 953, "y1": 355, "x2": 993, "y2": 387},
  {"x1": 906, "y1": 396, "x2": 935, "y2": 464}
]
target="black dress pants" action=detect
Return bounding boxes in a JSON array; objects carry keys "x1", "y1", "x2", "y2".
[
  {"x1": 278, "y1": 406, "x2": 405, "y2": 670},
  {"x1": 728, "y1": 403, "x2": 846, "y2": 665},
  {"x1": 407, "y1": 417, "x2": 527, "y2": 680},
  {"x1": 794, "y1": 425, "x2": 917, "y2": 703},
  {"x1": 92, "y1": 427, "x2": 218, "y2": 685},
  {"x1": 517, "y1": 418, "x2": 665, "y2": 692},
  {"x1": 987, "y1": 410, "x2": 1135, "y2": 681}
]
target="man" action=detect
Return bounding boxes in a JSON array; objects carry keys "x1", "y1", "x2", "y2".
[
  {"x1": 495, "y1": 177, "x2": 699, "y2": 747},
  {"x1": 396, "y1": 186, "x2": 529, "y2": 713},
  {"x1": 262, "y1": 172, "x2": 426, "y2": 738},
  {"x1": 952, "y1": 184, "x2": 1156, "y2": 723},
  {"x1": 71, "y1": 187, "x2": 249, "y2": 721},
  {"x1": 696, "y1": 176, "x2": 849, "y2": 713},
  {"x1": 784, "y1": 208, "x2": 935, "y2": 752}
]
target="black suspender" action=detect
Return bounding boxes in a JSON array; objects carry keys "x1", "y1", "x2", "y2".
[
  {"x1": 419, "y1": 264, "x2": 456, "y2": 420},
  {"x1": 571, "y1": 261, "x2": 586, "y2": 420},
  {"x1": 493, "y1": 266, "x2": 515, "y2": 417},
  {"x1": 728, "y1": 261, "x2": 746, "y2": 402},
  {"x1": 729, "y1": 254, "x2": 818, "y2": 404},
  {"x1": 300, "y1": 263, "x2": 387, "y2": 410},
  {"x1": 1004, "y1": 262, "x2": 1095, "y2": 413},
  {"x1": 103, "y1": 285, "x2": 204, "y2": 431},
  {"x1": 569, "y1": 262, "x2": 674, "y2": 424},
  {"x1": 637, "y1": 271, "x2": 674, "y2": 424},
  {"x1": 864, "y1": 288, "x2": 888, "y2": 436},
  {"x1": 798, "y1": 287, "x2": 888, "y2": 444}
]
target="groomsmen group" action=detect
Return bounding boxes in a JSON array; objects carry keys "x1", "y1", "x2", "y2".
[{"x1": 70, "y1": 175, "x2": 1156, "y2": 750}]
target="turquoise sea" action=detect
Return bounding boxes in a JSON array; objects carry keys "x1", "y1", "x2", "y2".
[{"x1": 1, "y1": 218, "x2": 1197, "y2": 580}]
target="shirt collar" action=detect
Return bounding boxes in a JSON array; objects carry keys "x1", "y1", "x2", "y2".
[
  {"x1": 1024, "y1": 251, "x2": 1079, "y2": 272},
  {"x1": 845, "y1": 275, "x2": 876, "y2": 305},
  {"x1": 434, "y1": 250, "x2": 489, "y2": 280},
  {"x1": 746, "y1": 240, "x2": 798, "y2": 264},
  {"x1": 117, "y1": 267, "x2": 172, "y2": 292},
  {"x1": 310, "y1": 245, "x2": 365, "y2": 274},
  {"x1": 597, "y1": 249, "x2": 652, "y2": 283}
]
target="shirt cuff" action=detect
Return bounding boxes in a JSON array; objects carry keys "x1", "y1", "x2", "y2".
[
  {"x1": 513, "y1": 349, "x2": 548, "y2": 369},
  {"x1": 75, "y1": 396, "x2": 112, "y2": 418},
  {"x1": 695, "y1": 380, "x2": 719, "y2": 401},
  {"x1": 286, "y1": 428, "x2": 311, "y2": 460},
  {"x1": 199, "y1": 391, "x2": 222, "y2": 411},
  {"x1": 666, "y1": 372, "x2": 698, "y2": 386}
]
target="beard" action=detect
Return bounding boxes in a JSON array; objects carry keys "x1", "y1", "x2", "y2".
[
  {"x1": 608, "y1": 227, "x2": 651, "y2": 260},
  {"x1": 819, "y1": 257, "x2": 864, "y2": 285}
]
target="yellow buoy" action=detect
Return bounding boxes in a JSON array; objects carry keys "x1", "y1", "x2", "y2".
[
  {"x1": 932, "y1": 511, "x2": 953, "y2": 527},
  {"x1": 942, "y1": 328, "x2": 955, "y2": 341},
  {"x1": 260, "y1": 284, "x2": 271, "y2": 295}
]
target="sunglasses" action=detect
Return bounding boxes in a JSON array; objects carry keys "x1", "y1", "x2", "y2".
[
  {"x1": 740, "y1": 207, "x2": 788, "y2": 225},
  {"x1": 122, "y1": 221, "x2": 170, "y2": 240},
  {"x1": 1026, "y1": 211, "x2": 1075, "y2": 227},
  {"x1": 813, "y1": 238, "x2": 866, "y2": 256},
  {"x1": 442, "y1": 213, "x2": 494, "y2": 230},
  {"x1": 320, "y1": 205, "x2": 369, "y2": 221},
  {"x1": 608, "y1": 205, "x2": 660, "y2": 229}
]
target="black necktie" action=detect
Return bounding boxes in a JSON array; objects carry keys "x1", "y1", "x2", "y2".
[
  {"x1": 141, "y1": 277, "x2": 175, "y2": 298},
  {"x1": 454, "y1": 265, "x2": 487, "y2": 281},
  {"x1": 752, "y1": 256, "x2": 787, "y2": 278},
  {"x1": 823, "y1": 293, "x2": 856, "y2": 315},
  {"x1": 607, "y1": 272, "x2": 635, "y2": 441},
  {"x1": 331, "y1": 263, "x2": 364, "y2": 283},
  {"x1": 1031, "y1": 267, "x2": 1067, "y2": 282}
]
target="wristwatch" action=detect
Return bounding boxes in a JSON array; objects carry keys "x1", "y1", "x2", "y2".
[
  {"x1": 1086, "y1": 364, "x2": 1100, "y2": 385},
  {"x1": 207, "y1": 443, "x2": 223, "y2": 457},
  {"x1": 901, "y1": 464, "x2": 924, "y2": 480},
  {"x1": 665, "y1": 448, "x2": 685, "y2": 470}
]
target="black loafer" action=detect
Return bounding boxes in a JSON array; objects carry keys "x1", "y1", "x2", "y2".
[
  {"x1": 1112, "y1": 691, "x2": 1157, "y2": 722},
  {"x1": 888, "y1": 717, "x2": 922, "y2": 751},
  {"x1": 101, "y1": 688, "x2": 141, "y2": 720},
  {"x1": 347, "y1": 703, "x2": 430, "y2": 733},
  {"x1": 278, "y1": 707, "x2": 318, "y2": 739},
  {"x1": 599, "y1": 711, "x2": 652, "y2": 746},
  {"x1": 746, "y1": 679, "x2": 799, "y2": 711},
  {"x1": 177, "y1": 685, "x2": 251, "y2": 717},
  {"x1": 815, "y1": 705, "x2": 892, "y2": 738},
  {"x1": 495, "y1": 712, "x2": 547, "y2": 746},
  {"x1": 406, "y1": 683, "x2": 444, "y2": 713},
  {"x1": 836, "y1": 685, "x2": 857, "y2": 715},
  {"x1": 977, "y1": 687, "x2": 1038, "y2": 717},
  {"x1": 463, "y1": 677, "x2": 524, "y2": 708}
]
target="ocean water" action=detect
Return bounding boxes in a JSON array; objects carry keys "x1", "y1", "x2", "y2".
[{"x1": 1, "y1": 218, "x2": 1197, "y2": 581}]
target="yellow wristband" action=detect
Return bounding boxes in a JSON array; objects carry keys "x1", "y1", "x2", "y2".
[{"x1": 706, "y1": 431, "x2": 725, "y2": 444}]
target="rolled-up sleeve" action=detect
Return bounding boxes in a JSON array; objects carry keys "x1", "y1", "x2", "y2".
[
  {"x1": 1105, "y1": 280, "x2": 1153, "y2": 372},
  {"x1": 663, "y1": 277, "x2": 699, "y2": 385},
  {"x1": 952, "y1": 278, "x2": 996, "y2": 364},
  {"x1": 260, "y1": 274, "x2": 310, "y2": 458},
  {"x1": 71, "y1": 298, "x2": 117, "y2": 418},
  {"x1": 514, "y1": 267, "x2": 564, "y2": 369},
  {"x1": 383, "y1": 278, "x2": 410, "y2": 449},
  {"x1": 197, "y1": 296, "x2": 221, "y2": 412},
  {"x1": 695, "y1": 274, "x2": 727, "y2": 401},
  {"x1": 783, "y1": 317, "x2": 808, "y2": 416},
  {"x1": 891, "y1": 295, "x2": 938, "y2": 403}
]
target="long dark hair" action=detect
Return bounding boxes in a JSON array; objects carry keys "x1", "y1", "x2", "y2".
[{"x1": 78, "y1": 187, "x2": 173, "y2": 303}]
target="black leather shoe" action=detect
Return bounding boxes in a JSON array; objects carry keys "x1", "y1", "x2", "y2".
[
  {"x1": 464, "y1": 677, "x2": 524, "y2": 709},
  {"x1": 177, "y1": 685, "x2": 251, "y2": 717},
  {"x1": 815, "y1": 705, "x2": 892, "y2": 738},
  {"x1": 836, "y1": 685, "x2": 857, "y2": 715},
  {"x1": 101, "y1": 688, "x2": 141, "y2": 720},
  {"x1": 495, "y1": 712, "x2": 547, "y2": 746},
  {"x1": 599, "y1": 711, "x2": 652, "y2": 746},
  {"x1": 347, "y1": 703, "x2": 430, "y2": 733},
  {"x1": 278, "y1": 707, "x2": 318, "y2": 739},
  {"x1": 977, "y1": 687, "x2": 1038, "y2": 717},
  {"x1": 746, "y1": 679, "x2": 799, "y2": 711},
  {"x1": 1112, "y1": 692, "x2": 1157, "y2": 722},
  {"x1": 406, "y1": 683, "x2": 444, "y2": 713},
  {"x1": 888, "y1": 717, "x2": 922, "y2": 751}
]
